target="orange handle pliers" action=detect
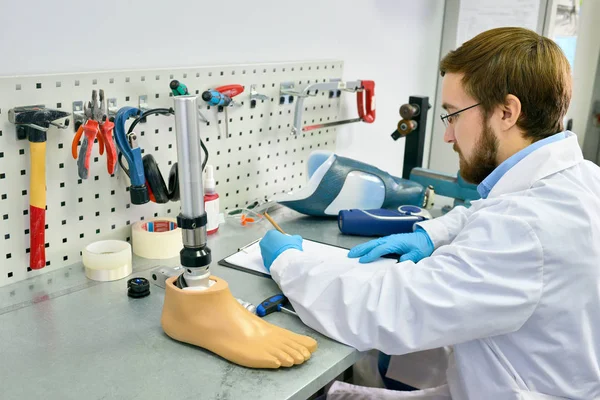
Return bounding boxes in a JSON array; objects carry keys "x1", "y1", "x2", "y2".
[{"x1": 72, "y1": 89, "x2": 117, "y2": 179}]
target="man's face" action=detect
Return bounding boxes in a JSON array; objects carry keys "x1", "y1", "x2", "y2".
[{"x1": 441, "y1": 73, "x2": 498, "y2": 184}]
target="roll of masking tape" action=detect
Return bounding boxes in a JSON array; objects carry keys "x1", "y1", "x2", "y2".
[
  {"x1": 82, "y1": 240, "x2": 133, "y2": 282},
  {"x1": 132, "y1": 218, "x2": 182, "y2": 259}
]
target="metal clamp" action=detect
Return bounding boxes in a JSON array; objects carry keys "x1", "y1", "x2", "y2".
[
  {"x1": 250, "y1": 84, "x2": 269, "y2": 108},
  {"x1": 138, "y1": 95, "x2": 149, "y2": 112},
  {"x1": 250, "y1": 84, "x2": 269, "y2": 101},
  {"x1": 287, "y1": 79, "x2": 375, "y2": 135},
  {"x1": 107, "y1": 98, "x2": 118, "y2": 118},
  {"x1": 72, "y1": 101, "x2": 85, "y2": 131}
]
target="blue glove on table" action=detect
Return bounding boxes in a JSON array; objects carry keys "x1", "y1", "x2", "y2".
[
  {"x1": 259, "y1": 230, "x2": 303, "y2": 272},
  {"x1": 348, "y1": 227, "x2": 434, "y2": 264}
]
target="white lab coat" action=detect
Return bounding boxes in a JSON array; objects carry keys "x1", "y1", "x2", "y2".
[{"x1": 270, "y1": 132, "x2": 600, "y2": 399}]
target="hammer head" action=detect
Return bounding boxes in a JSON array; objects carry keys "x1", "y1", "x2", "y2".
[{"x1": 8, "y1": 105, "x2": 71, "y2": 142}]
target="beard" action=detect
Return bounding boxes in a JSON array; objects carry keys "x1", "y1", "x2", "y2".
[{"x1": 454, "y1": 123, "x2": 499, "y2": 185}]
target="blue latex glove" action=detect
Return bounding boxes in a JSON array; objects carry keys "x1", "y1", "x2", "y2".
[
  {"x1": 259, "y1": 230, "x2": 303, "y2": 272},
  {"x1": 348, "y1": 227, "x2": 434, "y2": 264}
]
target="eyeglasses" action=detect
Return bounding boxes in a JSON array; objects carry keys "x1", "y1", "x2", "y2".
[{"x1": 440, "y1": 103, "x2": 481, "y2": 128}]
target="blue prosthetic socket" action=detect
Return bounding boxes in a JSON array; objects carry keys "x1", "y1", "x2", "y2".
[{"x1": 275, "y1": 151, "x2": 425, "y2": 217}]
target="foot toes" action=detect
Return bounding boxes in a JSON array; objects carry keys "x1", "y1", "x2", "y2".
[
  {"x1": 285, "y1": 338, "x2": 312, "y2": 360},
  {"x1": 271, "y1": 325, "x2": 318, "y2": 352},
  {"x1": 278, "y1": 342, "x2": 306, "y2": 364},
  {"x1": 267, "y1": 346, "x2": 295, "y2": 367},
  {"x1": 250, "y1": 352, "x2": 281, "y2": 369},
  {"x1": 283, "y1": 331, "x2": 318, "y2": 353}
]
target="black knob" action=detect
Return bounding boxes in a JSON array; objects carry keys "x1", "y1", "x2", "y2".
[{"x1": 127, "y1": 277, "x2": 150, "y2": 298}]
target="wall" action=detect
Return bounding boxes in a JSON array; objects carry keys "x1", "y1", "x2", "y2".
[{"x1": 0, "y1": 0, "x2": 445, "y2": 178}]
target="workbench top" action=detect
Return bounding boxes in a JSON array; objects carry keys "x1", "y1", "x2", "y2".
[{"x1": 0, "y1": 208, "x2": 370, "y2": 400}]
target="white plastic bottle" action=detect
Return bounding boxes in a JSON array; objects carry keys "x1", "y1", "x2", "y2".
[{"x1": 203, "y1": 165, "x2": 220, "y2": 235}]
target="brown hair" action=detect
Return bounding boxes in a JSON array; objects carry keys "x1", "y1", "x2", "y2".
[{"x1": 440, "y1": 27, "x2": 572, "y2": 141}]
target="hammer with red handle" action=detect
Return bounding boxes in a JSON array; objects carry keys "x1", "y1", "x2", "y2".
[{"x1": 8, "y1": 105, "x2": 71, "y2": 270}]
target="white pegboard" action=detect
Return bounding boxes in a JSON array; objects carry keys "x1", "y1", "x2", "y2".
[{"x1": 0, "y1": 60, "x2": 345, "y2": 287}]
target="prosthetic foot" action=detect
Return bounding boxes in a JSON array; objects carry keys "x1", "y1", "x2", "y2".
[{"x1": 161, "y1": 275, "x2": 318, "y2": 368}]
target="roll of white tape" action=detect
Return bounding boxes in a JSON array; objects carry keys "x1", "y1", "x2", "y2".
[
  {"x1": 82, "y1": 240, "x2": 132, "y2": 282},
  {"x1": 132, "y1": 218, "x2": 182, "y2": 259}
]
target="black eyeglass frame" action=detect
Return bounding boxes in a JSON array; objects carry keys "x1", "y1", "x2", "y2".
[{"x1": 440, "y1": 103, "x2": 481, "y2": 127}]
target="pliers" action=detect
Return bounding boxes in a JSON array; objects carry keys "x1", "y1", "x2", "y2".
[{"x1": 71, "y1": 89, "x2": 117, "y2": 179}]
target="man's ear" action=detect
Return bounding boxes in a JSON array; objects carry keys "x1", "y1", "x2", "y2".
[{"x1": 498, "y1": 94, "x2": 522, "y2": 131}]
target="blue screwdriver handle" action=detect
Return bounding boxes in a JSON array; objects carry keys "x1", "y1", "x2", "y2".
[
  {"x1": 256, "y1": 294, "x2": 288, "y2": 317},
  {"x1": 201, "y1": 89, "x2": 233, "y2": 107}
]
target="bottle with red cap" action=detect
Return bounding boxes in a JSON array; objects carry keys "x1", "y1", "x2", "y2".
[{"x1": 204, "y1": 165, "x2": 220, "y2": 235}]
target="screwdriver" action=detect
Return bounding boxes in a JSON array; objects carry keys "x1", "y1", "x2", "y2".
[
  {"x1": 170, "y1": 80, "x2": 189, "y2": 96},
  {"x1": 201, "y1": 89, "x2": 233, "y2": 107},
  {"x1": 171, "y1": 80, "x2": 208, "y2": 123},
  {"x1": 256, "y1": 293, "x2": 297, "y2": 317}
]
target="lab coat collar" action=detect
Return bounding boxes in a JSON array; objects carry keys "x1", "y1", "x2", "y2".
[{"x1": 487, "y1": 131, "x2": 583, "y2": 198}]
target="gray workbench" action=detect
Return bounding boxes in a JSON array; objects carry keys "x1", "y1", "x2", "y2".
[{"x1": 0, "y1": 207, "x2": 372, "y2": 400}]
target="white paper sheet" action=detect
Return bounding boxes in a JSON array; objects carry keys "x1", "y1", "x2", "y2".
[
  {"x1": 456, "y1": 0, "x2": 541, "y2": 47},
  {"x1": 224, "y1": 239, "x2": 355, "y2": 276}
]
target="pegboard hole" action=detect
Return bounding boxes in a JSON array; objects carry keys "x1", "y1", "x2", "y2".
[
  {"x1": 141, "y1": 76, "x2": 146, "y2": 82},
  {"x1": 16, "y1": 84, "x2": 21, "y2": 90},
  {"x1": 125, "y1": 77, "x2": 130, "y2": 83},
  {"x1": 75, "y1": 80, "x2": 80, "y2": 86}
]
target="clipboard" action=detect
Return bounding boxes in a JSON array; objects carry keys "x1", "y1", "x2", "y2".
[
  {"x1": 217, "y1": 237, "x2": 400, "y2": 278},
  {"x1": 217, "y1": 237, "x2": 352, "y2": 278}
]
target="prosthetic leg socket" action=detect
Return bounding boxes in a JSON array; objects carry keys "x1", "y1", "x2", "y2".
[{"x1": 161, "y1": 275, "x2": 318, "y2": 368}]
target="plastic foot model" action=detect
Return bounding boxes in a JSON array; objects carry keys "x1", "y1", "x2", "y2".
[{"x1": 161, "y1": 275, "x2": 317, "y2": 368}]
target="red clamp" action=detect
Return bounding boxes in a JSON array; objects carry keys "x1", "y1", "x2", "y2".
[{"x1": 357, "y1": 80, "x2": 375, "y2": 123}]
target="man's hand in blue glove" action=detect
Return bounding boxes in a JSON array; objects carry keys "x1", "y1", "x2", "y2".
[
  {"x1": 259, "y1": 230, "x2": 303, "y2": 272},
  {"x1": 348, "y1": 227, "x2": 434, "y2": 264}
]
